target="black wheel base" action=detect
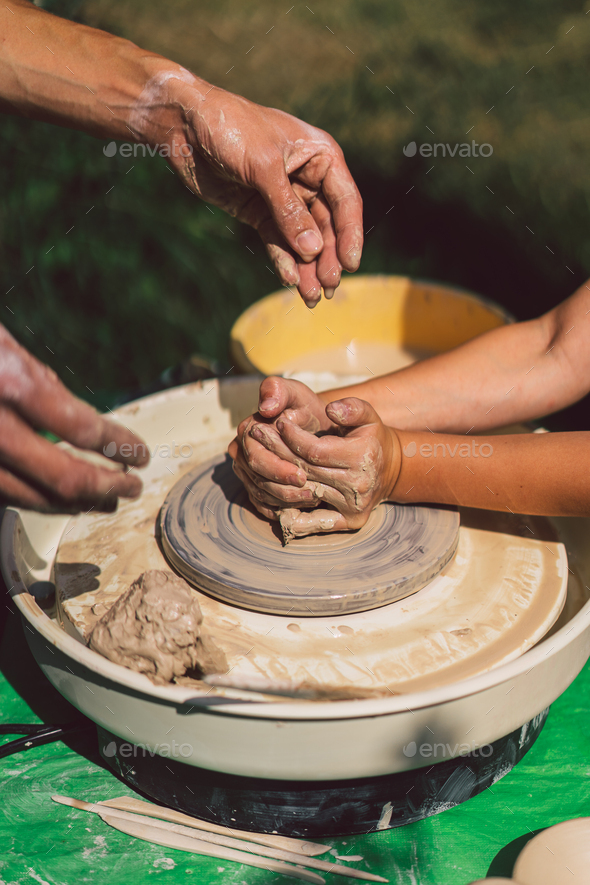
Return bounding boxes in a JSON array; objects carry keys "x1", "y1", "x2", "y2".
[{"x1": 98, "y1": 708, "x2": 548, "y2": 837}]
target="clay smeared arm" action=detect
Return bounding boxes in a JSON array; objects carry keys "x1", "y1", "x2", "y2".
[{"x1": 0, "y1": 1, "x2": 362, "y2": 304}]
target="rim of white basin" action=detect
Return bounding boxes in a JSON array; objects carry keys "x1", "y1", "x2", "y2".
[{"x1": 3, "y1": 506, "x2": 589, "y2": 722}]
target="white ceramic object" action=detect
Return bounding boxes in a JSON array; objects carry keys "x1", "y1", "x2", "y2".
[
  {"x1": 2, "y1": 378, "x2": 590, "y2": 781},
  {"x1": 513, "y1": 817, "x2": 590, "y2": 885}
]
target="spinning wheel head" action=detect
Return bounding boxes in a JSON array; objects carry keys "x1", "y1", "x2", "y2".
[{"x1": 159, "y1": 454, "x2": 460, "y2": 617}]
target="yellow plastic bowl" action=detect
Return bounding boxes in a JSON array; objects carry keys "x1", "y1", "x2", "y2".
[{"x1": 230, "y1": 275, "x2": 512, "y2": 375}]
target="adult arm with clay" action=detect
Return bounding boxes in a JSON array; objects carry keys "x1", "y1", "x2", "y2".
[
  {"x1": 0, "y1": 0, "x2": 363, "y2": 306},
  {"x1": 229, "y1": 279, "x2": 590, "y2": 536}
]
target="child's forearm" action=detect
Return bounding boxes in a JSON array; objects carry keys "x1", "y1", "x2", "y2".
[
  {"x1": 390, "y1": 430, "x2": 590, "y2": 517},
  {"x1": 321, "y1": 280, "x2": 590, "y2": 434}
]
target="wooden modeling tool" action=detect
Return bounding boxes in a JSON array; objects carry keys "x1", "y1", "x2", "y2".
[
  {"x1": 99, "y1": 794, "x2": 329, "y2": 856},
  {"x1": 52, "y1": 795, "x2": 388, "y2": 883}
]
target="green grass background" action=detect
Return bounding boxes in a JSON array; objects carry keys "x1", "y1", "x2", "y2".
[{"x1": 1, "y1": 0, "x2": 589, "y2": 423}]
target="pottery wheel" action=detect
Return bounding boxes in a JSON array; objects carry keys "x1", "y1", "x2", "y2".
[{"x1": 159, "y1": 453, "x2": 460, "y2": 617}]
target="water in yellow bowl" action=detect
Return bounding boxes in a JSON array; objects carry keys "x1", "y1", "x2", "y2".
[{"x1": 277, "y1": 340, "x2": 432, "y2": 378}]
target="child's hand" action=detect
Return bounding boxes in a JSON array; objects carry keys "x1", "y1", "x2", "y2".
[
  {"x1": 231, "y1": 396, "x2": 402, "y2": 537},
  {"x1": 228, "y1": 377, "x2": 333, "y2": 516}
]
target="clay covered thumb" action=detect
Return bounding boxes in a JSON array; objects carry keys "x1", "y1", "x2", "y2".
[
  {"x1": 326, "y1": 397, "x2": 377, "y2": 428},
  {"x1": 258, "y1": 376, "x2": 287, "y2": 415}
]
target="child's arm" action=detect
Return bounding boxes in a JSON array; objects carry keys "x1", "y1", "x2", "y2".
[
  {"x1": 230, "y1": 280, "x2": 590, "y2": 488},
  {"x1": 238, "y1": 397, "x2": 590, "y2": 539},
  {"x1": 393, "y1": 428, "x2": 589, "y2": 516},
  {"x1": 229, "y1": 279, "x2": 590, "y2": 531},
  {"x1": 321, "y1": 278, "x2": 590, "y2": 433}
]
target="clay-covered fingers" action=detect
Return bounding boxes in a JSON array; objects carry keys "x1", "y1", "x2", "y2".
[
  {"x1": 231, "y1": 425, "x2": 306, "y2": 487},
  {"x1": 256, "y1": 376, "x2": 293, "y2": 419},
  {"x1": 252, "y1": 178, "x2": 326, "y2": 306},
  {"x1": 0, "y1": 333, "x2": 149, "y2": 468},
  {"x1": 267, "y1": 398, "x2": 401, "y2": 537},
  {"x1": 310, "y1": 194, "x2": 342, "y2": 298},
  {"x1": 26, "y1": 385, "x2": 148, "y2": 469},
  {"x1": 247, "y1": 424, "x2": 305, "y2": 481},
  {"x1": 256, "y1": 215, "x2": 324, "y2": 306},
  {"x1": 249, "y1": 421, "x2": 363, "y2": 511},
  {"x1": 297, "y1": 260, "x2": 322, "y2": 307},
  {"x1": 320, "y1": 157, "x2": 363, "y2": 273},
  {"x1": 271, "y1": 398, "x2": 388, "y2": 476},
  {"x1": 256, "y1": 376, "x2": 330, "y2": 432},
  {"x1": 230, "y1": 377, "x2": 330, "y2": 487},
  {"x1": 230, "y1": 434, "x2": 325, "y2": 512},
  {"x1": 285, "y1": 134, "x2": 363, "y2": 275},
  {"x1": 325, "y1": 396, "x2": 383, "y2": 432},
  {"x1": 275, "y1": 420, "x2": 353, "y2": 470},
  {"x1": 284, "y1": 186, "x2": 343, "y2": 304},
  {"x1": 225, "y1": 187, "x2": 301, "y2": 292},
  {"x1": 230, "y1": 158, "x2": 351, "y2": 305},
  {"x1": 257, "y1": 167, "x2": 324, "y2": 268},
  {"x1": 0, "y1": 405, "x2": 143, "y2": 513},
  {"x1": 231, "y1": 456, "x2": 303, "y2": 521},
  {"x1": 233, "y1": 441, "x2": 345, "y2": 510},
  {"x1": 231, "y1": 459, "x2": 277, "y2": 520},
  {"x1": 234, "y1": 456, "x2": 321, "y2": 509},
  {"x1": 256, "y1": 215, "x2": 301, "y2": 291},
  {"x1": 232, "y1": 412, "x2": 299, "y2": 489}
]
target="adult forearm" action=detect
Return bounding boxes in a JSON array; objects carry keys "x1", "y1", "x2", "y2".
[
  {"x1": 0, "y1": 0, "x2": 192, "y2": 144},
  {"x1": 391, "y1": 430, "x2": 590, "y2": 517},
  {"x1": 1, "y1": 2, "x2": 364, "y2": 305}
]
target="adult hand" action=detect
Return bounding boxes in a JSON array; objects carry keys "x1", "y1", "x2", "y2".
[
  {"x1": 231, "y1": 395, "x2": 402, "y2": 537},
  {"x1": 228, "y1": 376, "x2": 332, "y2": 514},
  {"x1": 0, "y1": 326, "x2": 148, "y2": 513},
  {"x1": 162, "y1": 81, "x2": 363, "y2": 306},
  {"x1": 1, "y1": 4, "x2": 363, "y2": 306}
]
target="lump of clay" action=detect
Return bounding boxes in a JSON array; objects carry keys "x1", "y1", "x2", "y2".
[
  {"x1": 279, "y1": 507, "x2": 341, "y2": 545},
  {"x1": 278, "y1": 509, "x2": 300, "y2": 545},
  {"x1": 89, "y1": 570, "x2": 227, "y2": 684}
]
